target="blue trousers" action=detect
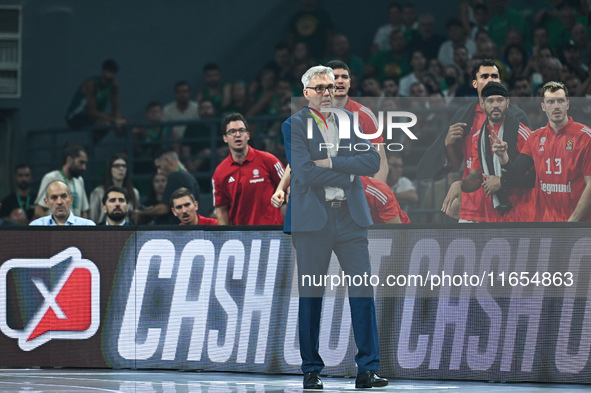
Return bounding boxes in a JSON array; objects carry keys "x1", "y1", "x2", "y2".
[{"x1": 292, "y1": 206, "x2": 380, "y2": 374}]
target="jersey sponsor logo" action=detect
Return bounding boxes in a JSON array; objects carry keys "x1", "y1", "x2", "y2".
[
  {"x1": 467, "y1": 157, "x2": 472, "y2": 169},
  {"x1": 250, "y1": 178, "x2": 265, "y2": 183},
  {"x1": 539, "y1": 146, "x2": 544, "y2": 152},
  {"x1": 566, "y1": 139, "x2": 574, "y2": 150},
  {"x1": 228, "y1": 176, "x2": 235, "y2": 183},
  {"x1": 0, "y1": 247, "x2": 100, "y2": 351},
  {"x1": 540, "y1": 181, "x2": 571, "y2": 195}
]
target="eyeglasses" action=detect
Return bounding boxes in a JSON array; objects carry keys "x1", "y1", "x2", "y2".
[
  {"x1": 226, "y1": 128, "x2": 248, "y2": 136},
  {"x1": 306, "y1": 84, "x2": 336, "y2": 95},
  {"x1": 112, "y1": 164, "x2": 127, "y2": 169}
]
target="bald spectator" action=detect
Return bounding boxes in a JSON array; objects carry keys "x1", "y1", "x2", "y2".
[
  {"x1": 34, "y1": 144, "x2": 89, "y2": 220},
  {"x1": 30, "y1": 181, "x2": 95, "y2": 226}
]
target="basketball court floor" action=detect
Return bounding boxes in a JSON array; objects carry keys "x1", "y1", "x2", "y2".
[{"x1": 0, "y1": 369, "x2": 588, "y2": 392}]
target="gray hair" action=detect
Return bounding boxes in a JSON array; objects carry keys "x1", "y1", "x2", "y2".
[{"x1": 301, "y1": 65, "x2": 334, "y2": 88}]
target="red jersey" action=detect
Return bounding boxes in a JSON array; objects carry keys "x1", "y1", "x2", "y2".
[
  {"x1": 459, "y1": 104, "x2": 488, "y2": 222},
  {"x1": 361, "y1": 176, "x2": 410, "y2": 224},
  {"x1": 521, "y1": 117, "x2": 591, "y2": 221},
  {"x1": 179, "y1": 214, "x2": 218, "y2": 225},
  {"x1": 345, "y1": 97, "x2": 384, "y2": 144},
  {"x1": 471, "y1": 122, "x2": 535, "y2": 222},
  {"x1": 212, "y1": 146, "x2": 284, "y2": 225}
]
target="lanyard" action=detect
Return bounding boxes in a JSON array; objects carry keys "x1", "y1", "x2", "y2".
[
  {"x1": 60, "y1": 169, "x2": 78, "y2": 209},
  {"x1": 17, "y1": 194, "x2": 30, "y2": 211}
]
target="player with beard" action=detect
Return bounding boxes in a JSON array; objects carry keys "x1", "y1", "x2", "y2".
[
  {"x1": 34, "y1": 144, "x2": 90, "y2": 219},
  {"x1": 98, "y1": 186, "x2": 133, "y2": 226},
  {"x1": 170, "y1": 187, "x2": 218, "y2": 225},
  {"x1": 442, "y1": 82, "x2": 535, "y2": 222},
  {"x1": 0, "y1": 164, "x2": 37, "y2": 225}
]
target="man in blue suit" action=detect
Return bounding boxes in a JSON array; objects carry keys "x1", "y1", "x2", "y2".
[{"x1": 281, "y1": 65, "x2": 388, "y2": 389}]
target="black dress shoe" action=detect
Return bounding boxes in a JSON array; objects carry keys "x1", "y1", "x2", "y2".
[
  {"x1": 355, "y1": 370, "x2": 389, "y2": 388},
  {"x1": 303, "y1": 371, "x2": 323, "y2": 389}
]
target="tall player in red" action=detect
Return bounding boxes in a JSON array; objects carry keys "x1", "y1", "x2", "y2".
[
  {"x1": 492, "y1": 81, "x2": 591, "y2": 221},
  {"x1": 327, "y1": 60, "x2": 388, "y2": 182}
]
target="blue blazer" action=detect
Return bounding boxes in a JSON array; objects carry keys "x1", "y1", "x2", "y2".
[{"x1": 281, "y1": 107, "x2": 380, "y2": 233}]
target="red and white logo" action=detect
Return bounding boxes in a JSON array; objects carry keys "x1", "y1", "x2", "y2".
[{"x1": 0, "y1": 247, "x2": 100, "y2": 351}]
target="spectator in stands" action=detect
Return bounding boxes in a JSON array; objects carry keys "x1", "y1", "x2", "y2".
[
  {"x1": 409, "y1": 14, "x2": 446, "y2": 61},
  {"x1": 453, "y1": 45, "x2": 472, "y2": 83},
  {"x1": 132, "y1": 101, "x2": 173, "y2": 159},
  {"x1": 183, "y1": 98, "x2": 217, "y2": 175},
  {"x1": 89, "y1": 154, "x2": 139, "y2": 224},
  {"x1": 438, "y1": 17, "x2": 477, "y2": 67},
  {"x1": 222, "y1": 81, "x2": 252, "y2": 116},
  {"x1": 366, "y1": 29, "x2": 411, "y2": 82},
  {"x1": 248, "y1": 68, "x2": 278, "y2": 116},
  {"x1": 361, "y1": 76, "x2": 383, "y2": 98},
  {"x1": 162, "y1": 81, "x2": 200, "y2": 140},
  {"x1": 571, "y1": 23, "x2": 591, "y2": 65},
  {"x1": 34, "y1": 144, "x2": 89, "y2": 220},
  {"x1": 561, "y1": 40, "x2": 589, "y2": 80},
  {"x1": 532, "y1": 26, "x2": 551, "y2": 58},
  {"x1": 324, "y1": 34, "x2": 365, "y2": 78},
  {"x1": 564, "y1": 74, "x2": 582, "y2": 97},
  {"x1": 371, "y1": 3, "x2": 404, "y2": 54},
  {"x1": 30, "y1": 180, "x2": 95, "y2": 226},
  {"x1": 293, "y1": 41, "x2": 315, "y2": 65},
  {"x1": 420, "y1": 71, "x2": 444, "y2": 98},
  {"x1": 0, "y1": 205, "x2": 17, "y2": 225},
  {"x1": 511, "y1": 76, "x2": 533, "y2": 97},
  {"x1": 64, "y1": 59, "x2": 128, "y2": 134},
  {"x1": 170, "y1": 187, "x2": 218, "y2": 225},
  {"x1": 442, "y1": 64, "x2": 465, "y2": 104},
  {"x1": 98, "y1": 186, "x2": 133, "y2": 226},
  {"x1": 417, "y1": 59, "x2": 530, "y2": 222},
  {"x1": 386, "y1": 153, "x2": 418, "y2": 213},
  {"x1": 263, "y1": 42, "x2": 292, "y2": 80},
  {"x1": 196, "y1": 63, "x2": 231, "y2": 113},
  {"x1": 490, "y1": 81, "x2": 591, "y2": 221},
  {"x1": 142, "y1": 172, "x2": 167, "y2": 210},
  {"x1": 442, "y1": 82, "x2": 534, "y2": 222},
  {"x1": 287, "y1": 0, "x2": 333, "y2": 60},
  {"x1": 401, "y1": 3, "x2": 419, "y2": 33},
  {"x1": 399, "y1": 49, "x2": 427, "y2": 97},
  {"x1": 486, "y1": 0, "x2": 529, "y2": 51},
  {"x1": 503, "y1": 44, "x2": 529, "y2": 85},
  {"x1": 361, "y1": 175, "x2": 410, "y2": 224},
  {"x1": 381, "y1": 76, "x2": 399, "y2": 97},
  {"x1": 466, "y1": 3, "x2": 490, "y2": 40},
  {"x1": 0, "y1": 164, "x2": 36, "y2": 225},
  {"x1": 427, "y1": 58, "x2": 445, "y2": 84},
  {"x1": 541, "y1": 57, "x2": 563, "y2": 84},
  {"x1": 212, "y1": 112, "x2": 284, "y2": 225},
  {"x1": 134, "y1": 148, "x2": 200, "y2": 225}
]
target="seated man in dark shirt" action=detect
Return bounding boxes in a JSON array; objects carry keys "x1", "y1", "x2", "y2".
[{"x1": 134, "y1": 148, "x2": 200, "y2": 225}]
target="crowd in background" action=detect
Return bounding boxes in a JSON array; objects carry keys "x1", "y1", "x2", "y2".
[{"x1": 3, "y1": 0, "x2": 591, "y2": 225}]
